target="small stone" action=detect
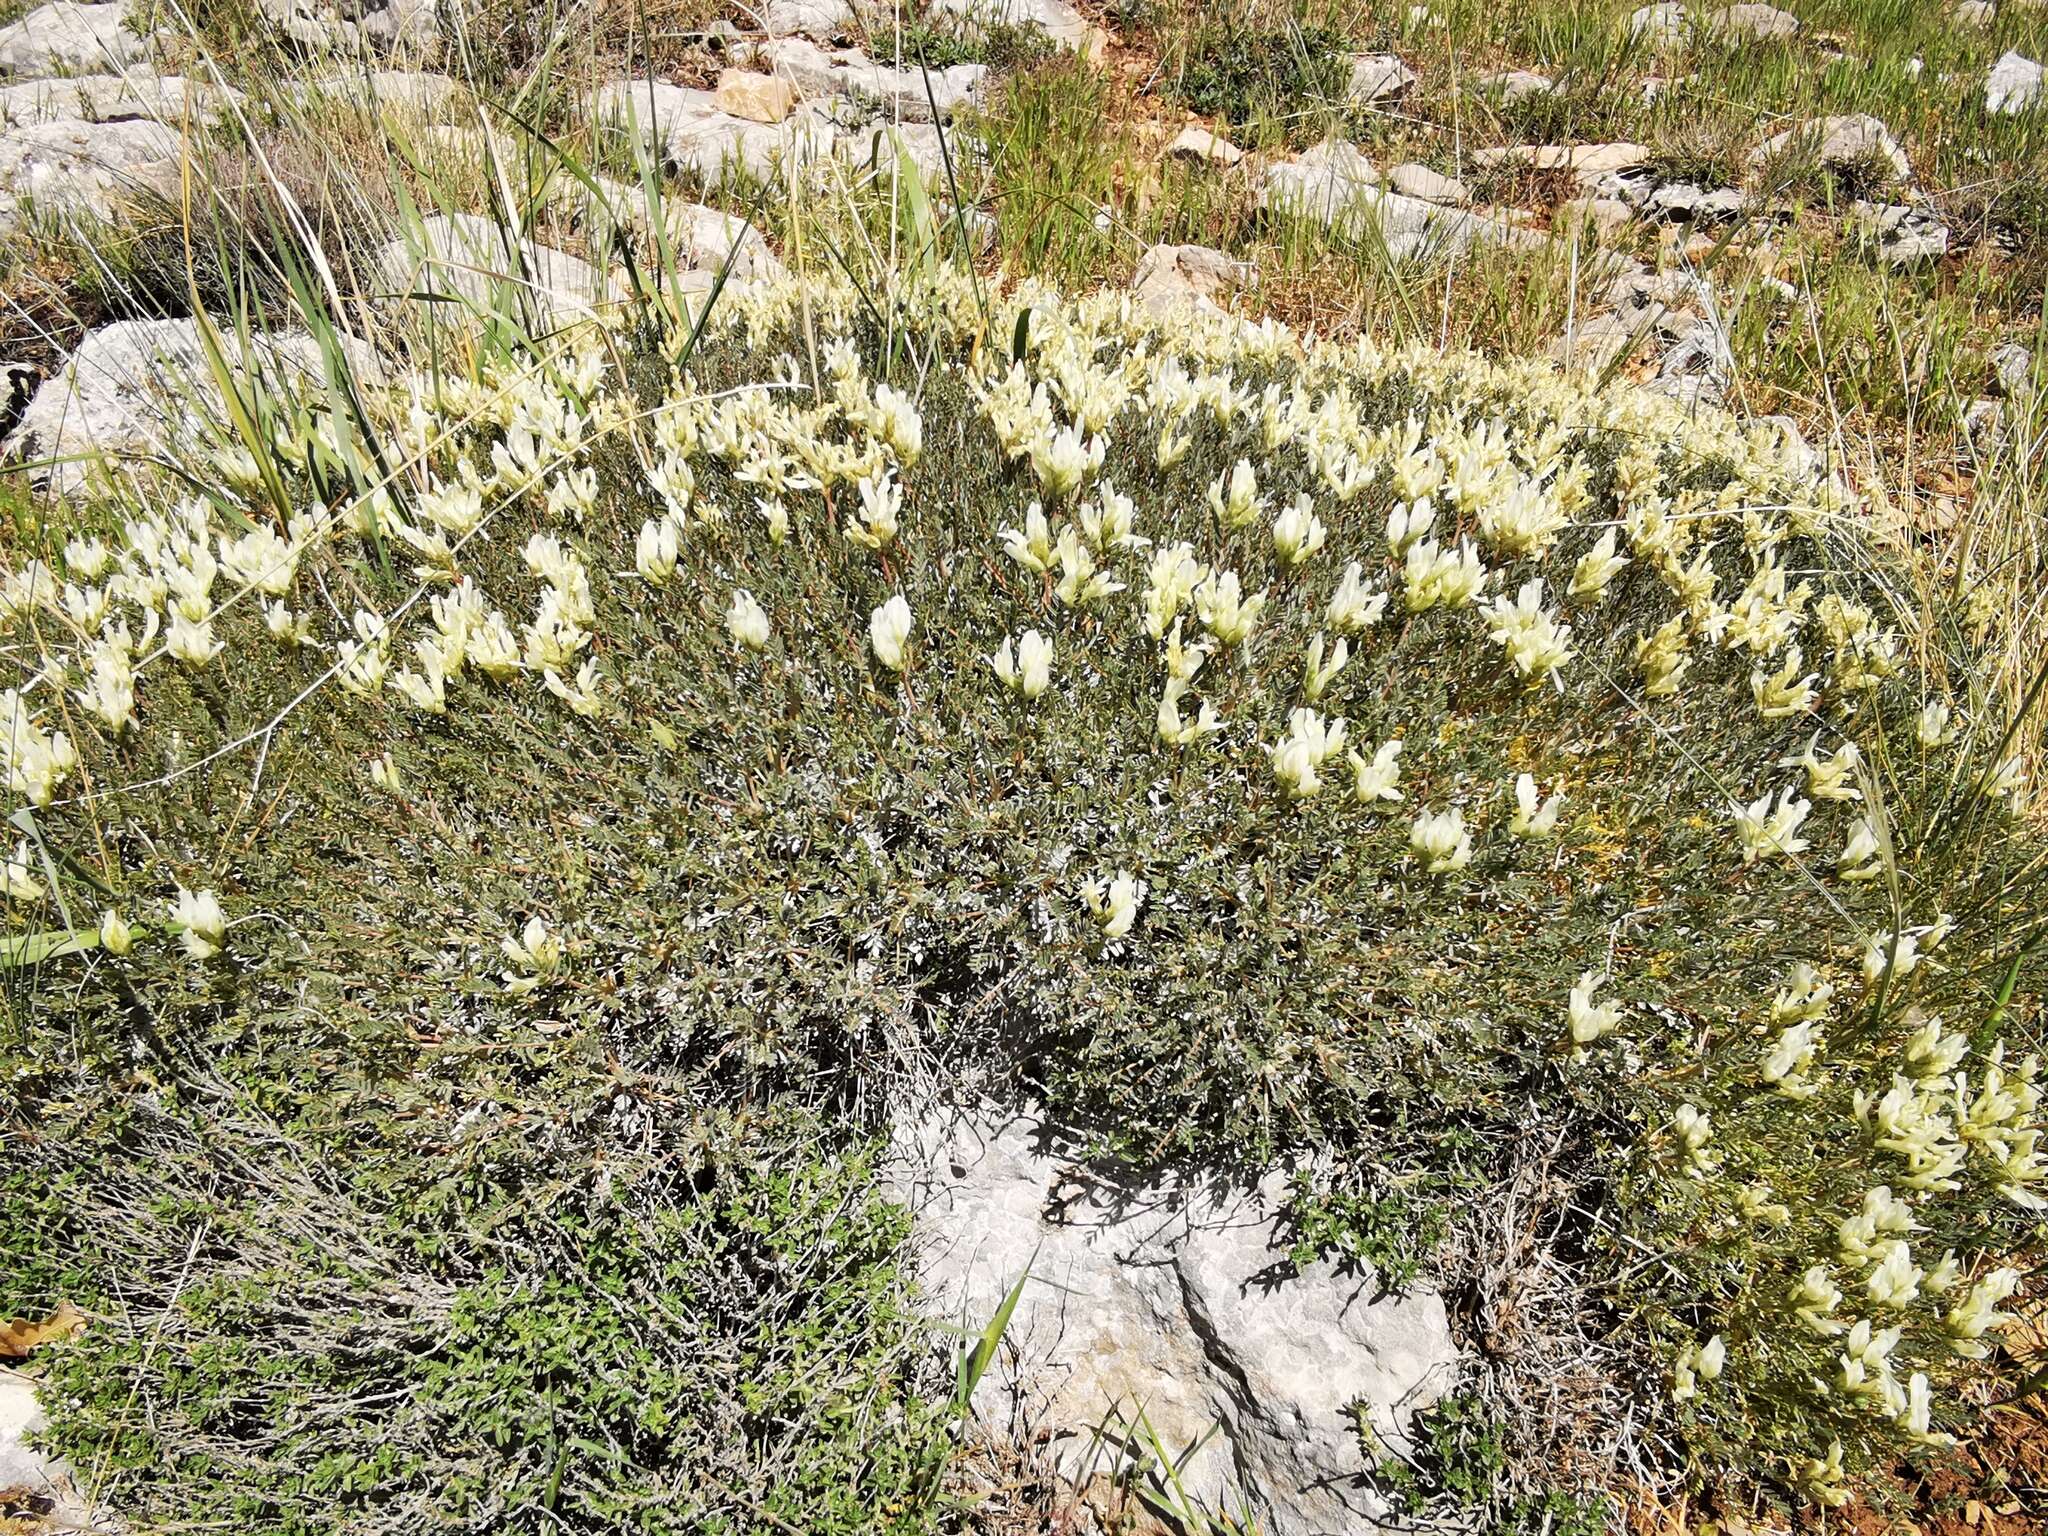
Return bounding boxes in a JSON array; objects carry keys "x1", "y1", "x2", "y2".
[
  {"x1": 1259, "y1": 136, "x2": 1379, "y2": 222},
  {"x1": 1473, "y1": 141, "x2": 1652, "y2": 179},
  {"x1": 1, "y1": 1374, "x2": 109, "y2": 1532},
  {"x1": 1757, "y1": 414, "x2": 1818, "y2": 476},
  {"x1": 1706, "y1": 4, "x2": 1798, "y2": 40},
  {"x1": 309, "y1": 70, "x2": 465, "y2": 119},
  {"x1": 763, "y1": 0, "x2": 855, "y2": 37},
  {"x1": 1388, "y1": 161, "x2": 1467, "y2": 203},
  {"x1": 0, "y1": 1, "x2": 158, "y2": 75},
  {"x1": 1629, "y1": 3, "x2": 1686, "y2": 47},
  {"x1": 360, "y1": 0, "x2": 438, "y2": 50},
  {"x1": 1168, "y1": 124, "x2": 1243, "y2": 166},
  {"x1": 1558, "y1": 195, "x2": 1635, "y2": 232},
  {"x1": 1648, "y1": 184, "x2": 1747, "y2": 223},
  {"x1": 1477, "y1": 68, "x2": 1554, "y2": 101},
  {"x1": 1130, "y1": 242, "x2": 1257, "y2": 314},
  {"x1": 1751, "y1": 113, "x2": 1911, "y2": 181},
  {"x1": 1345, "y1": 52, "x2": 1417, "y2": 104},
  {"x1": 740, "y1": 37, "x2": 985, "y2": 122},
  {"x1": 590, "y1": 78, "x2": 838, "y2": 185},
  {"x1": 1955, "y1": 0, "x2": 1995, "y2": 24},
  {"x1": 846, "y1": 119, "x2": 976, "y2": 185},
  {"x1": 1548, "y1": 312, "x2": 1638, "y2": 371},
  {"x1": 1990, "y1": 342, "x2": 2034, "y2": 396},
  {"x1": 928, "y1": 0, "x2": 1092, "y2": 51},
  {"x1": 1962, "y1": 397, "x2": 2004, "y2": 448},
  {"x1": 715, "y1": 69, "x2": 799, "y2": 123},
  {"x1": 257, "y1": 0, "x2": 358, "y2": 50},
  {"x1": 1645, "y1": 181, "x2": 1705, "y2": 219},
  {"x1": 1985, "y1": 50, "x2": 2043, "y2": 114},
  {"x1": 1853, "y1": 200, "x2": 1949, "y2": 265}
]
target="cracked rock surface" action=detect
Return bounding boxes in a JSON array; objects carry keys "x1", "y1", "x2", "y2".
[{"x1": 889, "y1": 1106, "x2": 1459, "y2": 1536}]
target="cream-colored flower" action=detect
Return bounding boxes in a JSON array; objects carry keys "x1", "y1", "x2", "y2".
[{"x1": 869, "y1": 594, "x2": 913, "y2": 671}]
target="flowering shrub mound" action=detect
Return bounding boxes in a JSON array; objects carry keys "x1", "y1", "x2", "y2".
[{"x1": 3, "y1": 267, "x2": 2043, "y2": 1521}]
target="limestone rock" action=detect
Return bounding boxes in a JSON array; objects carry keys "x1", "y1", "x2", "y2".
[
  {"x1": 590, "y1": 78, "x2": 837, "y2": 184},
  {"x1": 6, "y1": 317, "x2": 383, "y2": 491},
  {"x1": 1130, "y1": 242, "x2": 1256, "y2": 314},
  {"x1": 308, "y1": 69, "x2": 465, "y2": 118},
  {"x1": 375, "y1": 212, "x2": 618, "y2": 324},
  {"x1": 1558, "y1": 195, "x2": 1635, "y2": 232},
  {"x1": 1345, "y1": 52, "x2": 1417, "y2": 104},
  {"x1": 1388, "y1": 161, "x2": 1467, "y2": 204},
  {"x1": 0, "y1": 70, "x2": 241, "y2": 128},
  {"x1": 1962, "y1": 397, "x2": 2004, "y2": 449},
  {"x1": 1575, "y1": 267, "x2": 1733, "y2": 406},
  {"x1": 1645, "y1": 181, "x2": 1747, "y2": 222},
  {"x1": 1472, "y1": 141, "x2": 1652, "y2": 179},
  {"x1": 663, "y1": 200, "x2": 784, "y2": 280},
  {"x1": 1853, "y1": 200, "x2": 1949, "y2": 265},
  {"x1": 0, "y1": 2, "x2": 158, "y2": 76},
  {"x1": 837, "y1": 118, "x2": 977, "y2": 186},
  {"x1": 1628, "y1": 3, "x2": 1686, "y2": 46},
  {"x1": 1956, "y1": 0, "x2": 1995, "y2": 23},
  {"x1": 744, "y1": 37, "x2": 985, "y2": 121},
  {"x1": 1706, "y1": 4, "x2": 1798, "y2": 40},
  {"x1": 1476, "y1": 68, "x2": 1554, "y2": 101},
  {"x1": 1265, "y1": 140, "x2": 1534, "y2": 258},
  {"x1": 1548, "y1": 312, "x2": 1638, "y2": 371},
  {"x1": 257, "y1": 0, "x2": 354, "y2": 50},
  {"x1": 1168, "y1": 124, "x2": 1242, "y2": 166},
  {"x1": 1990, "y1": 341, "x2": 2034, "y2": 396},
  {"x1": 1750, "y1": 113, "x2": 1910, "y2": 181},
  {"x1": 1258, "y1": 136, "x2": 1378, "y2": 221},
  {"x1": 715, "y1": 69, "x2": 798, "y2": 124},
  {"x1": 0, "y1": 116, "x2": 181, "y2": 236},
  {"x1": 763, "y1": 0, "x2": 856, "y2": 37},
  {"x1": 1985, "y1": 50, "x2": 2042, "y2": 114},
  {"x1": 929, "y1": 0, "x2": 1091, "y2": 50},
  {"x1": 890, "y1": 1108, "x2": 1459, "y2": 1536},
  {"x1": 0, "y1": 1371, "x2": 113, "y2": 1532},
  {"x1": 360, "y1": 0, "x2": 438, "y2": 50}
]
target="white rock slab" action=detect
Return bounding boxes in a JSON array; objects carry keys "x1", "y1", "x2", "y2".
[
  {"x1": 0, "y1": 1370, "x2": 114, "y2": 1532},
  {"x1": 5, "y1": 317, "x2": 382, "y2": 491},
  {"x1": 890, "y1": 1108, "x2": 1460, "y2": 1536},
  {"x1": 590, "y1": 78, "x2": 838, "y2": 184},
  {"x1": 0, "y1": 115, "x2": 181, "y2": 235},
  {"x1": 1264, "y1": 139, "x2": 1536, "y2": 259},
  {"x1": 1985, "y1": 50, "x2": 2042, "y2": 114},
  {"x1": 375, "y1": 212, "x2": 618, "y2": 325},
  {"x1": 1130, "y1": 242, "x2": 1256, "y2": 314},
  {"x1": 0, "y1": 70, "x2": 240, "y2": 128},
  {"x1": 0, "y1": 2, "x2": 159, "y2": 77},
  {"x1": 744, "y1": 36, "x2": 986, "y2": 122},
  {"x1": 929, "y1": 0, "x2": 1091, "y2": 50}
]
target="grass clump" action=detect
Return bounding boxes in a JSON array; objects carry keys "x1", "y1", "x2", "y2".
[
  {"x1": 1164, "y1": 1, "x2": 1354, "y2": 136},
  {"x1": 1363, "y1": 1389, "x2": 1611, "y2": 1534},
  {"x1": 1, "y1": 244, "x2": 2044, "y2": 1525}
]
